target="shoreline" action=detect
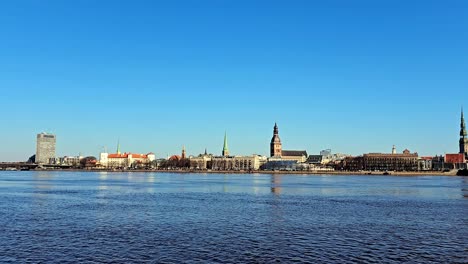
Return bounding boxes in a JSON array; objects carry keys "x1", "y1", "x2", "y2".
[{"x1": 18, "y1": 168, "x2": 460, "y2": 176}]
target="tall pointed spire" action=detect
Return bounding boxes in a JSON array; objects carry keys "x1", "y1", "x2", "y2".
[
  {"x1": 222, "y1": 131, "x2": 229, "y2": 156},
  {"x1": 460, "y1": 107, "x2": 468, "y2": 157},
  {"x1": 270, "y1": 122, "x2": 282, "y2": 157},
  {"x1": 461, "y1": 107, "x2": 467, "y2": 137},
  {"x1": 116, "y1": 139, "x2": 121, "y2": 154}
]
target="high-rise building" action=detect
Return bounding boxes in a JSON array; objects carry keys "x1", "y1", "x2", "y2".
[
  {"x1": 222, "y1": 132, "x2": 229, "y2": 157},
  {"x1": 36, "y1": 133, "x2": 56, "y2": 164},
  {"x1": 270, "y1": 123, "x2": 282, "y2": 157},
  {"x1": 460, "y1": 108, "x2": 468, "y2": 159}
]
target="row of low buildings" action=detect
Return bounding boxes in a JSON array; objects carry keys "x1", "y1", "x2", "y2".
[
  {"x1": 336, "y1": 110, "x2": 468, "y2": 171},
  {"x1": 337, "y1": 151, "x2": 466, "y2": 172},
  {"x1": 32, "y1": 110, "x2": 468, "y2": 171}
]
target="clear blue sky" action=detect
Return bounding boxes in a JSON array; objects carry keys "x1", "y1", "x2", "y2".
[{"x1": 1, "y1": 0, "x2": 467, "y2": 161}]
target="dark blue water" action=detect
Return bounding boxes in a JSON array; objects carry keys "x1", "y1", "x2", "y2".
[{"x1": 0, "y1": 171, "x2": 466, "y2": 263}]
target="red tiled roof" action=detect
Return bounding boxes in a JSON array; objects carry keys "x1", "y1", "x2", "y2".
[
  {"x1": 169, "y1": 155, "x2": 181, "y2": 161},
  {"x1": 107, "y1": 153, "x2": 149, "y2": 159},
  {"x1": 108, "y1": 153, "x2": 128, "y2": 158},
  {"x1": 131, "y1": 154, "x2": 148, "y2": 159},
  {"x1": 445, "y1": 153, "x2": 465, "y2": 164}
]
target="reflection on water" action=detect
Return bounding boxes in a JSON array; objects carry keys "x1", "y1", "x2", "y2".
[
  {"x1": 271, "y1": 174, "x2": 282, "y2": 195},
  {"x1": 0, "y1": 171, "x2": 466, "y2": 263},
  {"x1": 463, "y1": 176, "x2": 468, "y2": 198}
]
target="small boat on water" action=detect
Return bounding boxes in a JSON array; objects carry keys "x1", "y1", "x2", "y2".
[{"x1": 5, "y1": 167, "x2": 18, "y2": 171}]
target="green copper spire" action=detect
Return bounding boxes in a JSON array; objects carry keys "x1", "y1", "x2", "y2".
[
  {"x1": 222, "y1": 131, "x2": 229, "y2": 156},
  {"x1": 117, "y1": 139, "x2": 121, "y2": 154}
]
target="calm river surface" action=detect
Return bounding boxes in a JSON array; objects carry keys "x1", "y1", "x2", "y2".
[{"x1": 0, "y1": 171, "x2": 466, "y2": 263}]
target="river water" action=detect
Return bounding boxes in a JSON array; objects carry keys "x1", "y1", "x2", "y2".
[{"x1": 0, "y1": 171, "x2": 466, "y2": 263}]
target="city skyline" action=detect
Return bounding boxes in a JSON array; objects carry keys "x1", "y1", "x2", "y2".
[
  {"x1": 1, "y1": 1, "x2": 467, "y2": 161},
  {"x1": 1, "y1": 113, "x2": 466, "y2": 162}
]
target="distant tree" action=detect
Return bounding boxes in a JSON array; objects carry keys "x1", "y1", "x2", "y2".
[
  {"x1": 27, "y1": 154, "x2": 36, "y2": 164},
  {"x1": 80, "y1": 156, "x2": 97, "y2": 168}
]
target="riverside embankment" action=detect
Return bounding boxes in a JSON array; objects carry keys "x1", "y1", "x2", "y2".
[{"x1": 27, "y1": 168, "x2": 460, "y2": 176}]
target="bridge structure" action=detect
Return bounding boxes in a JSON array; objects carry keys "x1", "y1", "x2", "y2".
[
  {"x1": 0, "y1": 162, "x2": 39, "y2": 170},
  {"x1": 0, "y1": 163, "x2": 73, "y2": 170}
]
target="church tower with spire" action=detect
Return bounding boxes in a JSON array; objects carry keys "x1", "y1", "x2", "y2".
[
  {"x1": 222, "y1": 132, "x2": 229, "y2": 157},
  {"x1": 181, "y1": 145, "x2": 186, "y2": 159},
  {"x1": 270, "y1": 123, "x2": 282, "y2": 157},
  {"x1": 460, "y1": 108, "x2": 468, "y2": 158},
  {"x1": 116, "y1": 139, "x2": 121, "y2": 155}
]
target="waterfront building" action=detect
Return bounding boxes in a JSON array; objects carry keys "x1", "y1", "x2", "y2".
[
  {"x1": 418, "y1": 156, "x2": 433, "y2": 171},
  {"x1": 363, "y1": 148, "x2": 419, "y2": 171},
  {"x1": 338, "y1": 156, "x2": 364, "y2": 171},
  {"x1": 210, "y1": 156, "x2": 239, "y2": 171},
  {"x1": 460, "y1": 108, "x2": 468, "y2": 159},
  {"x1": 99, "y1": 152, "x2": 156, "y2": 168},
  {"x1": 189, "y1": 150, "x2": 213, "y2": 170},
  {"x1": 445, "y1": 153, "x2": 466, "y2": 169},
  {"x1": 36, "y1": 133, "x2": 56, "y2": 164},
  {"x1": 49, "y1": 155, "x2": 83, "y2": 166},
  {"x1": 307, "y1": 155, "x2": 323, "y2": 164},
  {"x1": 432, "y1": 155, "x2": 445, "y2": 171},
  {"x1": 211, "y1": 155, "x2": 267, "y2": 171},
  {"x1": 99, "y1": 142, "x2": 155, "y2": 168}
]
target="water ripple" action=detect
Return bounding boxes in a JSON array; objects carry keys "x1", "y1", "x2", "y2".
[{"x1": 0, "y1": 172, "x2": 466, "y2": 263}]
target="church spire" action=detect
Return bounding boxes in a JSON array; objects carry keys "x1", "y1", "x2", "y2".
[
  {"x1": 181, "y1": 145, "x2": 186, "y2": 159},
  {"x1": 460, "y1": 108, "x2": 468, "y2": 157},
  {"x1": 461, "y1": 107, "x2": 467, "y2": 137},
  {"x1": 270, "y1": 122, "x2": 282, "y2": 157},
  {"x1": 222, "y1": 131, "x2": 229, "y2": 156},
  {"x1": 116, "y1": 139, "x2": 121, "y2": 155}
]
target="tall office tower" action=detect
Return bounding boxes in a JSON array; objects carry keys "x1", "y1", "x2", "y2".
[{"x1": 36, "y1": 133, "x2": 56, "y2": 164}]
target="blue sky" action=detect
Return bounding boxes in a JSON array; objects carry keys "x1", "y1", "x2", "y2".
[{"x1": 0, "y1": 0, "x2": 467, "y2": 161}]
